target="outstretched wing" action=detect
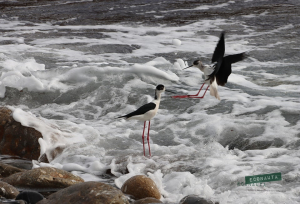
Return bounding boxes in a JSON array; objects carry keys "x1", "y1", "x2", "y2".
[
  {"x1": 118, "y1": 102, "x2": 156, "y2": 119},
  {"x1": 223, "y1": 53, "x2": 246, "y2": 64},
  {"x1": 211, "y1": 31, "x2": 225, "y2": 63},
  {"x1": 207, "y1": 32, "x2": 225, "y2": 83},
  {"x1": 215, "y1": 52, "x2": 247, "y2": 86}
]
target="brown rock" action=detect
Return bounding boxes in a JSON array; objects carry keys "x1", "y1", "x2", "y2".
[
  {"x1": 2, "y1": 167, "x2": 83, "y2": 189},
  {"x1": 0, "y1": 107, "x2": 42, "y2": 160},
  {"x1": 133, "y1": 197, "x2": 162, "y2": 204},
  {"x1": 0, "y1": 181, "x2": 20, "y2": 199},
  {"x1": 179, "y1": 195, "x2": 217, "y2": 204},
  {"x1": 0, "y1": 162, "x2": 25, "y2": 178},
  {"x1": 37, "y1": 181, "x2": 129, "y2": 204},
  {"x1": 121, "y1": 175, "x2": 161, "y2": 200}
]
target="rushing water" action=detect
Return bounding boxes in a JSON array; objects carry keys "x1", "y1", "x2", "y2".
[{"x1": 0, "y1": 0, "x2": 300, "y2": 203}]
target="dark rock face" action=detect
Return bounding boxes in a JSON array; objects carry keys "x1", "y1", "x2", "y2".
[
  {"x1": 179, "y1": 195, "x2": 217, "y2": 204},
  {"x1": 37, "y1": 181, "x2": 129, "y2": 204},
  {"x1": 0, "y1": 107, "x2": 42, "y2": 160},
  {"x1": 226, "y1": 137, "x2": 284, "y2": 151},
  {"x1": 0, "y1": 181, "x2": 20, "y2": 199},
  {"x1": 16, "y1": 191, "x2": 44, "y2": 204},
  {"x1": 2, "y1": 167, "x2": 84, "y2": 189},
  {"x1": 0, "y1": 162, "x2": 25, "y2": 179},
  {"x1": 121, "y1": 175, "x2": 161, "y2": 200}
]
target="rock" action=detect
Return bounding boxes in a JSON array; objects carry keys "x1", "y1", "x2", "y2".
[
  {"x1": 179, "y1": 195, "x2": 217, "y2": 204},
  {"x1": 0, "y1": 198, "x2": 26, "y2": 204},
  {"x1": 0, "y1": 107, "x2": 42, "y2": 160},
  {"x1": 37, "y1": 181, "x2": 129, "y2": 204},
  {"x1": 16, "y1": 191, "x2": 44, "y2": 204},
  {"x1": 0, "y1": 162, "x2": 25, "y2": 178},
  {"x1": 133, "y1": 197, "x2": 162, "y2": 204},
  {"x1": 121, "y1": 175, "x2": 161, "y2": 200},
  {"x1": 0, "y1": 181, "x2": 19, "y2": 199},
  {"x1": 1, "y1": 156, "x2": 33, "y2": 170},
  {"x1": 2, "y1": 167, "x2": 84, "y2": 189}
]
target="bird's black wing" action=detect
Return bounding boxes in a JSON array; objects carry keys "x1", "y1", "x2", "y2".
[
  {"x1": 207, "y1": 32, "x2": 225, "y2": 83},
  {"x1": 211, "y1": 31, "x2": 225, "y2": 64},
  {"x1": 223, "y1": 53, "x2": 246, "y2": 64},
  {"x1": 215, "y1": 52, "x2": 247, "y2": 86},
  {"x1": 118, "y1": 102, "x2": 156, "y2": 119}
]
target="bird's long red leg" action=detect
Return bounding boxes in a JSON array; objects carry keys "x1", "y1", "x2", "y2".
[
  {"x1": 172, "y1": 83, "x2": 205, "y2": 99},
  {"x1": 147, "y1": 121, "x2": 151, "y2": 157},
  {"x1": 188, "y1": 85, "x2": 210, "y2": 98},
  {"x1": 142, "y1": 121, "x2": 146, "y2": 156}
]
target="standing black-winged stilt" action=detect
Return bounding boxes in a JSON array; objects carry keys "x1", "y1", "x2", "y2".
[
  {"x1": 118, "y1": 84, "x2": 165, "y2": 157},
  {"x1": 172, "y1": 31, "x2": 247, "y2": 100}
]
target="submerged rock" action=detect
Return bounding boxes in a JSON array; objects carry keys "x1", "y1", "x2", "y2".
[
  {"x1": 133, "y1": 197, "x2": 162, "y2": 204},
  {"x1": 2, "y1": 167, "x2": 83, "y2": 189},
  {"x1": 179, "y1": 195, "x2": 216, "y2": 204},
  {"x1": 37, "y1": 181, "x2": 129, "y2": 204},
  {"x1": 121, "y1": 175, "x2": 161, "y2": 200},
  {"x1": 0, "y1": 181, "x2": 20, "y2": 199},
  {"x1": 0, "y1": 107, "x2": 42, "y2": 160},
  {"x1": 16, "y1": 191, "x2": 44, "y2": 204},
  {"x1": 0, "y1": 162, "x2": 25, "y2": 178}
]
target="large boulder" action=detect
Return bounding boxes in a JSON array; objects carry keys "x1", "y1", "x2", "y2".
[
  {"x1": 37, "y1": 181, "x2": 129, "y2": 204},
  {"x1": 0, "y1": 181, "x2": 20, "y2": 199},
  {"x1": 2, "y1": 167, "x2": 84, "y2": 189},
  {"x1": 0, "y1": 162, "x2": 25, "y2": 178},
  {"x1": 121, "y1": 175, "x2": 161, "y2": 200},
  {"x1": 0, "y1": 107, "x2": 42, "y2": 160}
]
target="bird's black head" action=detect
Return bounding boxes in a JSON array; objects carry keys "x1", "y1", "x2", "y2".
[
  {"x1": 193, "y1": 60, "x2": 200, "y2": 65},
  {"x1": 156, "y1": 84, "x2": 165, "y2": 91}
]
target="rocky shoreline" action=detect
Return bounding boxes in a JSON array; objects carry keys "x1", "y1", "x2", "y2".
[{"x1": 0, "y1": 106, "x2": 217, "y2": 204}]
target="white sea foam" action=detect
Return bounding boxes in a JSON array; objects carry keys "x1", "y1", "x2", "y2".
[{"x1": 0, "y1": 5, "x2": 299, "y2": 203}]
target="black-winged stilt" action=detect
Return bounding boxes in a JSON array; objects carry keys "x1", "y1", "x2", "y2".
[
  {"x1": 173, "y1": 31, "x2": 247, "y2": 100},
  {"x1": 118, "y1": 84, "x2": 166, "y2": 157}
]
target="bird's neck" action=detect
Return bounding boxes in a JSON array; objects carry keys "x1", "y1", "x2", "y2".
[
  {"x1": 154, "y1": 91, "x2": 161, "y2": 101},
  {"x1": 197, "y1": 64, "x2": 206, "y2": 72}
]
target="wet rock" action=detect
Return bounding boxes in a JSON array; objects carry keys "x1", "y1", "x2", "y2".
[
  {"x1": 2, "y1": 167, "x2": 83, "y2": 189},
  {"x1": 0, "y1": 181, "x2": 19, "y2": 199},
  {"x1": 0, "y1": 198, "x2": 26, "y2": 204},
  {"x1": 226, "y1": 136, "x2": 282, "y2": 151},
  {"x1": 16, "y1": 191, "x2": 44, "y2": 204},
  {"x1": 0, "y1": 162, "x2": 25, "y2": 178},
  {"x1": 121, "y1": 175, "x2": 161, "y2": 200},
  {"x1": 37, "y1": 181, "x2": 129, "y2": 204},
  {"x1": 0, "y1": 107, "x2": 42, "y2": 160},
  {"x1": 133, "y1": 197, "x2": 162, "y2": 204},
  {"x1": 0, "y1": 156, "x2": 33, "y2": 170},
  {"x1": 179, "y1": 195, "x2": 216, "y2": 204}
]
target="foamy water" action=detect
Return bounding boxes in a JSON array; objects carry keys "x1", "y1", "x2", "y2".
[{"x1": 1, "y1": 1, "x2": 300, "y2": 203}]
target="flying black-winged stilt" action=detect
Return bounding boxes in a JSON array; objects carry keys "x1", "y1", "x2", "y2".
[
  {"x1": 172, "y1": 31, "x2": 247, "y2": 100},
  {"x1": 118, "y1": 84, "x2": 166, "y2": 157}
]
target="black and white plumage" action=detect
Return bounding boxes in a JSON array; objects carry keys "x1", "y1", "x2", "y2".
[
  {"x1": 173, "y1": 31, "x2": 247, "y2": 100},
  {"x1": 118, "y1": 84, "x2": 165, "y2": 157}
]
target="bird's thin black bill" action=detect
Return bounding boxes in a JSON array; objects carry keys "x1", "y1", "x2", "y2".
[
  {"x1": 183, "y1": 65, "x2": 193, "y2": 70},
  {"x1": 165, "y1": 90, "x2": 177, "y2": 94}
]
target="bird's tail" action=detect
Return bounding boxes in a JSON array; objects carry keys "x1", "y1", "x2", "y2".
[
  {"x1": 116, "y1": 115, "x2": 127, "y2": 119},
  {"x1": 210, "y1": 77, "x2": 220, "y2": 100}
]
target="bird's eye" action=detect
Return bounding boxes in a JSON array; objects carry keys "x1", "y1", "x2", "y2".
[{"x1": 193, "y1": 60, "x2": 199, "y2": 65}]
